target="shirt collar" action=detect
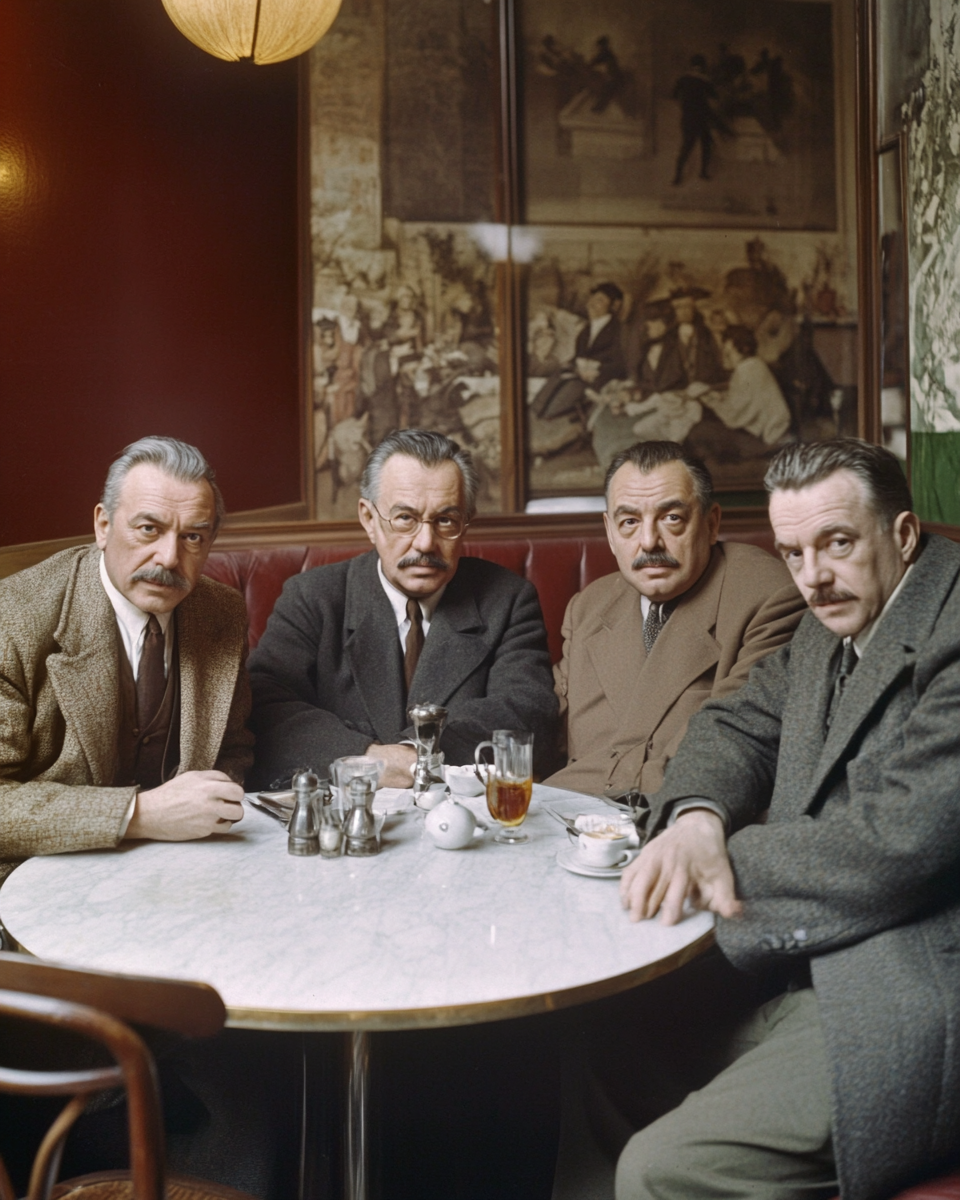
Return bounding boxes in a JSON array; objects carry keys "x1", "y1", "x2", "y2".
[
  {"x1": 589, "y1": 313, "x2": 612, "y2": 339},
  {"x1": 377, "y1": 559, "x2": 447, "y2": 625},
  {"x1": 99, "y1": 551, "x2": 173, "y2": 639},
  {"x1": 849, "y1": 563, "x2": 914, "y2": 658}
]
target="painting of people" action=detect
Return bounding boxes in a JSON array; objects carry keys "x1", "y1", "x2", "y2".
[
  {"x1": 525, "y1": 233, "x2": 858, "y2": 496},
  {"x1": 522, "y1": 0, "x2": 839, "y2": 229}
]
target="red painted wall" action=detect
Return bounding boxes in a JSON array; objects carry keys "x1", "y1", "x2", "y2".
[{"x1": 0, "y1": 0, "x2": 301, "y2": 545}]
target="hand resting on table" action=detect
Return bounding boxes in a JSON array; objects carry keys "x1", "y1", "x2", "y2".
[
  {"x1": 619, "y1": 808, "x2": 742, "y2": 925},
  {"x1": 125, "y1": 770, "x2": 245, "y2": 841}
]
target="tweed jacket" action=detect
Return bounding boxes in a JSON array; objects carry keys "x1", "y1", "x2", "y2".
[
  {"x1": 545, "y1": 542, "x2": 805, "y2": 797},
  {"x1": 651, "y1": 533, "x2": 960, "y2": 1200},
  {"x1": 247, "y1": 550, "x2": 558, "y2": 789},
  {"x1": 0, "y1": 546, "x2": 253, "y2": 885}
]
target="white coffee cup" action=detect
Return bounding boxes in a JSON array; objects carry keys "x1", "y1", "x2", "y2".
[{"x1": 577, "y1": 829, "x2": 632, "y2": 868}]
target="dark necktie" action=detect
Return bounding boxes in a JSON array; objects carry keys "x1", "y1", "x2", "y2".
[
  {"x1": 404, "y1": 599, "x2": 424, "y2": 691},
  {"x1": 826, "y1": 640, "x2": 858, "y2": 730},
  {"x1": 136, "y1": 615, "x2": 166, "y2": 730},
  {"x1": 643, "y1": 600, "x2": 674, "y2": 655}
]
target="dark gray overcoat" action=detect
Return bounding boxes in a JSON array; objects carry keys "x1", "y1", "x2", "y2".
[
  {"x1": 652, "y1": 533, "x2": 960, "y2": 1200},
  {"x1": 247, "y1": 551, "x2": 558, "y2": 788}
]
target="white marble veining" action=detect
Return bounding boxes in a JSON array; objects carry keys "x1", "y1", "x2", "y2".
[{"x1": 0, "y1": 786, "x2": 713, "y2": 1031}]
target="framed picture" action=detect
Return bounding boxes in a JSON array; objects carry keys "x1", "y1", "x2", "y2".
[
  {"x1": 520, "y1": 0, "x2": 839, "y2": 230},
  {"x1": 306, "y1": 0, "x2": 860, "y2": 517},
  {"x1": 306, "y1": 0, "x2": 503, "y2": 520}
]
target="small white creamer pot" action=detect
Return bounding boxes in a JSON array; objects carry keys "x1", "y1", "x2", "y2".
[{"x1": 424, "y1": 797, "x2": 487, "y2": 850}]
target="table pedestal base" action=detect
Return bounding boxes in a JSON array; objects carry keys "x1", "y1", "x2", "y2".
[{"x1": 298, "y1": 1031, "x2": 372, "y2": 1200}]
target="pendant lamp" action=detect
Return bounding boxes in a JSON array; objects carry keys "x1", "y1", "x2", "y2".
[{"x1": 161, "y1": 0, "x2": 343, "y2": 65}]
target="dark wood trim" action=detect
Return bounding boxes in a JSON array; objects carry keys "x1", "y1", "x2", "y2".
[
  {"x1": 495, "y1": 0, "x2": 526, "y2": 513},
  {"x1": 855, "y1": 0, "x2": 881, "y2": 444},
  {"x1": 298, "y1": 54, "x2": 316, "y2": 519},
  {"x1": 920, "y1": 523, "x2": 960, "y2": 543},
  {"x1": 223, "y1": 500, "x2": 310, "y2": 526}
]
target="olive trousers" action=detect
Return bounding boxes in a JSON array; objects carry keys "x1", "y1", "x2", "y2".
[{"x1": 615, "y1": 987, "x2": 838, "y2": 1200}]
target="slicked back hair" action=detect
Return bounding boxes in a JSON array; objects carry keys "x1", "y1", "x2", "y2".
[
  {"x1": 101, "y1": 435, "x2": 224, "y2": 529},
  {"x1": 764, "y1": 439, "x2": 913, "y2": 529},
  {"x1": 360, "y1": 429, "x2": 480, "y2": 518},
  {"x1": 604, "y1": 441, "x2": 714, "y2": 514}
]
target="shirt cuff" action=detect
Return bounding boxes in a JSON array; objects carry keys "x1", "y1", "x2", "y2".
[
  {"x1": 668, "y1": 798, "x2": 730, "y2": 834},
  {"x1": 118, "y1": 791, "x2": 138, "y2": 839}
]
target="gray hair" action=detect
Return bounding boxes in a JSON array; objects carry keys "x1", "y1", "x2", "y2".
[
  {"x1": 101, "y1": 436, "x2": 225, "y2": 529},
  {"x1": 604, "y1": 441, "x2": 714, "y2": 514},
  {"x1": 360, "y1": 429, "x2": 480, "y2": 518},
  {"x1": 764, "y1": 439, "x2": 913, "y2": 529}
]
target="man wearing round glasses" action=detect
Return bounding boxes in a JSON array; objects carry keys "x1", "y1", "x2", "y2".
[{"x1": 247, "y1": 429, "x2": 557, "y2": 789}]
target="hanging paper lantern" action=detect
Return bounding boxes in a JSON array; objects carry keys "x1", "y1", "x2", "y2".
[{"x1": 161, "y1": 0, "x2": 343, "y2": 65}]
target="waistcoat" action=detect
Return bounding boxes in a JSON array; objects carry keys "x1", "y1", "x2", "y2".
[{"x1": 113, "y1": 624, "x2": 181, "y2": 790}]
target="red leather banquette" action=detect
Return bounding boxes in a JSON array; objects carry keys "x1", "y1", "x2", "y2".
[{"x1": 202, "y1": 529, "x2": 778, "y2": 662}]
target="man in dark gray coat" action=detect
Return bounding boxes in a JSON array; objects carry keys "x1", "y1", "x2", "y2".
[
  {"x1": 248, "y1": 429, "x2": 558, "y2": 789},
  {"x1": 618, "y1": 439, "x2": 960, "y2": 1200}
]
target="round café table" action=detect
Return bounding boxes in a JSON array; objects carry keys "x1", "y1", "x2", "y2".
[{"x1": 0, "y1": 784, "x2": 714, "y2": 1200}]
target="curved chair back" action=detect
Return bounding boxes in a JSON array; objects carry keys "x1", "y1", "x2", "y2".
[{"x1": 0, "y1": 953, "x2": 226, "y2": 1200}]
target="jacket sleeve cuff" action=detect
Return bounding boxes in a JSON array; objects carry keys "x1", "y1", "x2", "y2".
[{"x1": 668, "y1": 798, "x2": 730, "y2": 834}]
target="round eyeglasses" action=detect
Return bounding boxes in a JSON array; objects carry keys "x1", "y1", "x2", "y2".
[{"x1": 369, "y1": 503, "x2": 468, "y2": 541}]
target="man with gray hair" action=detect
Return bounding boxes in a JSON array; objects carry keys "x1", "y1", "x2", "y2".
[
  {"x1": 617, "y1": 439, "x2": 960, "y2": 1200},
  {"x1": 248, "y1": 428, "x2": 557, "y2": 787},
  {"x1": 0, "y1": 434, "x2": 252, "y2": 883}
]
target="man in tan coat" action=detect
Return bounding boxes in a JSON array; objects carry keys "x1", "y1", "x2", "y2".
[
  {"x1": 545, "y1": 441, "x2": 805, "y2": 798},
  {"x1": 0, "y1": 435, "x2": 252, "y2": 888}
]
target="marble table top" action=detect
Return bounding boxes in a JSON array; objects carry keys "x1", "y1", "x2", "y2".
[{"x1": 0, "y1": 785, "x2": 713, "y2": 1032}]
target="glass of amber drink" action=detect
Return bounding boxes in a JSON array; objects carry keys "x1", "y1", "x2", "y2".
[{"x1": 474, "y1": 730, "x2": 534, "y2": 844}]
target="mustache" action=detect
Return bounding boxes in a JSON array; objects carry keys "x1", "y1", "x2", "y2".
[
  {"x1": 809, "y1": 588, "x2": 856, "y2": 607},
  {"x1": 632, "y1": 551, "x2": 681, "y2": 570},
  {"x1": 397, "y1": 553, "x2": 449, "y2": 571},
  {"x1": 130, "y1": 565, "x2": 190, "y2": 590}
]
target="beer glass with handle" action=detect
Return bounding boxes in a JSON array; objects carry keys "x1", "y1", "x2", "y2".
[{"x1": 474, "y1": 730, "x2": 534, "y2": 844}]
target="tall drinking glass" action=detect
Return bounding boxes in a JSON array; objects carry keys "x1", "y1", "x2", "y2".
[{"x1": 474, "y1": 730, "x2": 534, "y2": 844}]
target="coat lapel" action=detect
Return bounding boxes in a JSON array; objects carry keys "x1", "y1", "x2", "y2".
[
  {"x1": 343, "y1": 554, "x2": 407, "y2": 741},
  {"x1": 584, "y1": 581, "x2": 645, "y2": 722},
  {"x1": 410, "y1": 574, "x2": 489, "y2": 706},
  {"x1": 177, "y1": 584, "x2": 243, "y2": 771},
  {"x1": 807, "y1": 537, "x2": 960, "y2": 805},
  {"x1": 46, "y1": 549, "x2": 120, "y2": 785},
  {"x1": 627, "y1": 546, "x2": 725, "y2": 741}
]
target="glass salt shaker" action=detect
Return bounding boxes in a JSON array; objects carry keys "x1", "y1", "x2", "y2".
[{"x1": 318, "y1": 778, "x2": 343, "y2": 858}]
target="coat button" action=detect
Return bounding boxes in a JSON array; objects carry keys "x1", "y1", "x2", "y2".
[
  {"x1": 793, "y1": 929, "x2": 808, "y2": 943},
  {"x1": 761, "y1": 934, "x2": 784, "y2": 951},
  {"x1": 143, "y1": 735, "x2": 151, "y2": 745}
]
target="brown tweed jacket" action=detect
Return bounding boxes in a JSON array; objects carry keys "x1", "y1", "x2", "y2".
[
  {"x1": 0, "y1": 546, "x2": 253, "y2": 884},
  {"x1": 545, "y1": 541, "x2": 806, "y2": 796}
]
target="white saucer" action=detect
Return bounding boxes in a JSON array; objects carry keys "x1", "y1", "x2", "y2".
[{"x1": 556, "y1": 845, "x2": 638, "y2": 879}]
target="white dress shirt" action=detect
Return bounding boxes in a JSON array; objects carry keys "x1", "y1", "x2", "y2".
[
  {"x1": 377, "y1": 559, "x2": 447, "y2": 647},
  {"x1": 99, "y1": 552, "x2": 173, "y2": 679},
  {"x1": 588, "y1": 313, "x2": 612, "y2": 347}
]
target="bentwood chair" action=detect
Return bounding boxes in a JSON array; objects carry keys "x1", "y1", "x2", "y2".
[{"x1": 0, "y1": 951, "x2": 259, "y2": 1200}]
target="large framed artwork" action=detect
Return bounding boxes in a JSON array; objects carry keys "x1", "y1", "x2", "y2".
[
  {"x1": 521, "y1": 0, "x2": 838, "y2": 230},
  {"x1": 307, "y1": 0, "x2": 860, "y2": 518}
]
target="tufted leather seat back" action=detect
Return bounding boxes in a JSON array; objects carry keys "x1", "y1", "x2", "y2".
[{"x1": 203, "y1": 529, "x2": 777, "y2": 663}]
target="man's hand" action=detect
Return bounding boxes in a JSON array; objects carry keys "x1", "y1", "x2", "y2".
[
  {"x1": 126, "y1": 770, "x2": 245, "y2": 841},
  {"x1": 619, "y1": 809, "x2": 742, "y2": 925},
  {"x1": 367, "y1": 743, "x2": 417, "y2": 788}
]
